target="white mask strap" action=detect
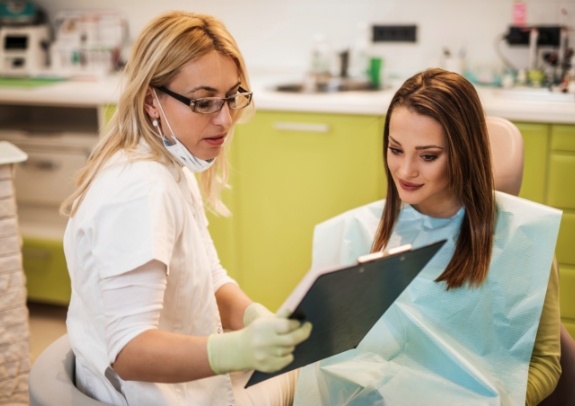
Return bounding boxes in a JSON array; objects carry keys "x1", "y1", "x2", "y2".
[{"x1": 152, "y1": 89, "x2": 177, "y2": 144}]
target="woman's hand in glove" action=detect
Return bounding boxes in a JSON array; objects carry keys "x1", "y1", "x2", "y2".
[{"x1": 207, "y1": 314, "x2": 312, "y2": 374}]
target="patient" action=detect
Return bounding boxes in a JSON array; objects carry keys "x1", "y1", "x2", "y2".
[{"x1": 294, "y1": 68, "x2": 562, "y2": 405}]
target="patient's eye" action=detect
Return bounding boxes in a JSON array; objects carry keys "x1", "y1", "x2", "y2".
[{"x1": 421, "y1": 153, "x2": 438, "y2": 162}]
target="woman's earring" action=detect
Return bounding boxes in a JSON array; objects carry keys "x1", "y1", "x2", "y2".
[{"x1": 152, "y1": 117, "x2": 164, "y2": 138}]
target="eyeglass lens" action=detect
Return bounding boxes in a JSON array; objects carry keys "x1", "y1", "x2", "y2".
[{"x1": 194, "y1": 93, "x2": 252, "y2": 113}]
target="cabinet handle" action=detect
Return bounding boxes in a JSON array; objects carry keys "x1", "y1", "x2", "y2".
[
  {"x1": 22, "y1": 247, "x2": 52, "y2": 260},
  {"x1": 21, "y1": 159, "x2": 61, "y2": 171},
  {"x1": 273, "y1": 122, "x2": 330, "y2": 133}
]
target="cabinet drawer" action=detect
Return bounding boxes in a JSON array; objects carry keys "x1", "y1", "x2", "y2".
[
  {"x1": 547, "y1": 154, "x2": 575, "y2": 209},
  {"x1": 551, "y1": 125, "x2": 575, "y2": 152},
  {"x1": 13, "y1": 149, "x2": 87, "y2": 206},
  {"x1": 22, "y1": 237, "x2": 70, "y2": 305}
]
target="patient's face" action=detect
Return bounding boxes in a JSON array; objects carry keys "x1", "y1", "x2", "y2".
[{"x1": 387, "y1": 107, "x2": 460, "y2": 218}]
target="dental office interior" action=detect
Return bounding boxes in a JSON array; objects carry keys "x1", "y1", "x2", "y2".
[{"x1": 1, "y1": 0, "x2": 574, "y2": 404}]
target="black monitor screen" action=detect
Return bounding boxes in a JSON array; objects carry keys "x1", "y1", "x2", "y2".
[{"x1": 5, "y1": 35, "x2": 28, "y2": 50}]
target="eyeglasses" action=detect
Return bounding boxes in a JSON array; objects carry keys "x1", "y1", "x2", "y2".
[{"x1": 155, "y1": 86, "x2": 253, "y2": 114}]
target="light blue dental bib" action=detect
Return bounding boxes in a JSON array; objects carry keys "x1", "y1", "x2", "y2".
[{"x1": 294, "y1": 192, "x2": 561, "y2": 405}]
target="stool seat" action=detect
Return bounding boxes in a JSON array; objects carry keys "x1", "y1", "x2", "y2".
[{"x1": 29, "y1": 334, "x2": 109, "y2": 406}]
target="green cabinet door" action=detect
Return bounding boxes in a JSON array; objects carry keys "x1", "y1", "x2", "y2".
[
  {"x1": 514, "y1": 122, "x2": 549, "y2": 203},
  {"x1": 206, "y1": 143, "x2": 242, "y2": 285},
  {"x1": 227, "y1": 111, "x2": 385, "y2": 310},
  {"x1": 22, "y1": 237, "x2": 71, "y2": 305},
  {"x1": 548, "y1": 125, "x2": 575, "y2": 209},
  {"x1": 548, "y1": 124, "x2": 575, "y2": 337}
]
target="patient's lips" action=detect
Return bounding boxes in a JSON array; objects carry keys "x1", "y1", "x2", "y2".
[{"x1": 399, "y1": 179, "x2": 423, "y2": 191}]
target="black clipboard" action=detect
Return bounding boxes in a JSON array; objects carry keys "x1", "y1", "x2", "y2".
[{"x1": 245, "y1": 239, "x2": 446, "y2": 388}]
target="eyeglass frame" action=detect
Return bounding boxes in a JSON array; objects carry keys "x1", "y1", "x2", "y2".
[{"x1": 154, "y1": 85, "x2": 253, "y2": 114}]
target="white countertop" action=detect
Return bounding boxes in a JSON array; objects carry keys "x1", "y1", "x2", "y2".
[
  {"x1": 0, "y1": 73, "x2": 574, "y2": 124},
  {"x1": 0, "y1": 141, "x2": 27, "y2": 165},
  {"x1": 0, "y1": 74, "x2": 122, "y2": 107},
  {"x1": 475, "y1": 87, "x2": 575, "y2": 125}
]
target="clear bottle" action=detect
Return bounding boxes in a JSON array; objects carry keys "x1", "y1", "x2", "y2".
[
  {"x1": 310, "y1": 34, "x2": 332, "y2": 76},
  {"x1": 349, "y1": 22, "x2": 371, "y2": 81},
  {"x1": 308, "y1": 34, "x2": 333, "y2": 91}
]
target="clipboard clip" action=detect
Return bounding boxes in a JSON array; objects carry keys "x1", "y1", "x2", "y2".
[{"x1": 357, "y1": 244, "x2": 413, "y2": 264}]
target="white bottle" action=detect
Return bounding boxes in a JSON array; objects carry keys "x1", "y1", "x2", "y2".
[
  {"x1": 310, "y1": 34, "x2": 332, "y2": 76},
  {"x1": 349, "y1": 22, "x2": 371, "y2": 81}
]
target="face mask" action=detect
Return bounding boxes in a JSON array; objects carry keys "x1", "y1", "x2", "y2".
[{"x1": 152, "y1": 90, "x2": 215, "y2": 173}]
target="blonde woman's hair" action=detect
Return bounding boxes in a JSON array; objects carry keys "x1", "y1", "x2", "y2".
[{"x1": 60, "y1": 10, "x2": 252, "y2": 217}]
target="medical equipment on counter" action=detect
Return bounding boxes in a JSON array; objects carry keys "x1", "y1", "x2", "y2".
[{"x1": 0, "y1": 24, "x2": 49, "y2": 76}]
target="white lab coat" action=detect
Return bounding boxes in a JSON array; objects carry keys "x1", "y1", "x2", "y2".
[{"x1": 64, "y1": 141, "x2": 237, "y2": 405}]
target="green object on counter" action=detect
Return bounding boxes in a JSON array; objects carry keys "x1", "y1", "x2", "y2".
[
  {"x1": 368, "y1": 57, "x2": 383, "y2": 88},
  {"x1": 0, "y1": 77, "x2": 65, "y2": 87},
  {"x1": 527, "y1": 69, "x2": 545, "y2": 86}
]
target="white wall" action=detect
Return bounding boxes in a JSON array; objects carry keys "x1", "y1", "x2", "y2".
[{"x1": 33, "y1": 0, "x2": 575, "y2": 82}]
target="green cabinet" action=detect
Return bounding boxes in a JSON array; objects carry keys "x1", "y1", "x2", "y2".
[
  {"x1": 22, "y1": 237, "x2": 70, "y2": 305},
  {"x1": 210, "y1": 115, "x2": 574, "y2": 323},
  {"x1": 515, "y1": 122, "x2": 549, "y2": 203},
  {"x1": 516, "y1": 122, "x2": 575, "y2": 338},
  {"x1": 548, "y1": 124, "x2": 575, "y2": 338},
  {"x1": 4, "y1": 104, "x2": 101, "y2": 306},
  {"x1": 209, "y1": 111, "x2": 385, "y2": 310},
  {"x1": 19, "y1": 99, "x2": 573, "y2": 333}
]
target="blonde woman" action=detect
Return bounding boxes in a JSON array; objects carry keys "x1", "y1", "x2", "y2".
[{"x1": 61, "y1": 11, "x2": 310, "y2": 405}]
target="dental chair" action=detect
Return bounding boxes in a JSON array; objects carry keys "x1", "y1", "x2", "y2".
[{"x1": 485, "y1": 116, "x2": 523, "y2": 196}]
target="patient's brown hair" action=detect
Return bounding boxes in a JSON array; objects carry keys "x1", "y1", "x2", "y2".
[{"x1": 372, "y1": 68, "x2": 495, "y2": 289}]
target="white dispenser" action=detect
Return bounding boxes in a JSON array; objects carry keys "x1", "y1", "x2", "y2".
[{"x1": 0, "y1": 24, "x2": 49, "y2": 76}]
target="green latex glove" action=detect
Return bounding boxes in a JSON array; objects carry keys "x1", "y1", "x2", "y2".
[
  {"x1": 207, "y1": 314, "x2": 312, "y2": 374},
  {"x1": 243, "y1": 302, "x2": 274, "y2": 326}
]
